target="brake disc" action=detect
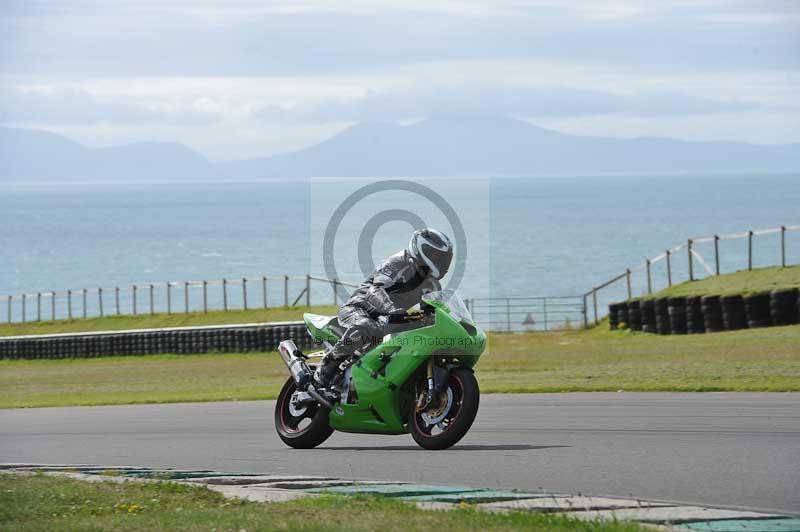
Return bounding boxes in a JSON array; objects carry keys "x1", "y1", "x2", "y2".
[
  {"x1": 288, "y1": 391, "x2": 310, "y2": 417},
  {"x1": 421, "y1": 388, "x2": 453, "y2": 427}
]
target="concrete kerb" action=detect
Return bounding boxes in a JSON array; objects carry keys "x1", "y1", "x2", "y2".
[{"x1": 2, "y1": 464, "x2": 797, "y2": 531}]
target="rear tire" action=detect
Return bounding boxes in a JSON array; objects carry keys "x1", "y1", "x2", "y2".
[
  {"x1": 274, "y1": 377, "x2": 333, "y2": 449},
  {"x1": 410, "y1": 368, "x2": 479, "y2": 450}
]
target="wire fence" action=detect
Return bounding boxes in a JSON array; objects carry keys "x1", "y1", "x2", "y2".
[
  {"x1": 3, "y1": 275, "x2": 359, "y2": 324},
  {"x1": 6, "y1": 223, "x2": 797, "y2": 330},
  {"x1": 583, "y1": 224, "x2": 800, "y2": 326},
  {"x1": 465, "y1": 296, "x2": 585, "y2": 332}
]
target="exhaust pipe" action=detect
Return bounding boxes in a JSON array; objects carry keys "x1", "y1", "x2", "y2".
[{"x1": 278, "y1": 339, "x2": 312, "y2": 389}]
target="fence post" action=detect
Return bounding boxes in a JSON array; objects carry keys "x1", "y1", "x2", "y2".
[
  {"x1": 780, "y1": 226, "x2": 786, "y2": 267},
  {"x1": 625, "y1": 269, "x2": 631, "y2": 300},
  {"x1": 306, "y1": 275, "x2": 311, "y2": 307},
  {"x1": 115, "y1": 287, "x2": 120, "y2": 315},
  {"x1": 149, "y1": 284, "x2": 154, "y2": 315},
  {"x1": 646, "y1": 260, "x2": 652, "y2": 294},
  {"x1": 7, "y1": 295, "x2": 11, "y2": 323},
  {"x1": 68, "y1": 290, "x2": 73, "y2": 320},
  {"x1": 666, "y1": 250, "x2": 672, "y2": 287},
  {"x1": 688, "y1": 239, "x2": 694, "y2": 281},
  {"x1": 22, "y1": 294, "x2": 26, "y2": 323},
  {"x1": 202, "y1": 281, "x2": 208, "y2": 313},
  {"x1": 332, "y1": 279, "x2": 338, "y2": 305},
  {"x1": 543, "y1": 298, "x2": 548, "y2": 331},
  {"x1": 592, "y1": 288, "x2": 598, "y2": 326},
  {"x1": 506, "y1": 298, "x2": 511, "y2": 332},
  {"x1": 262, "y1": 276, "x2": 268, "y2": 309},
  {"x1": 184, "y1": 282, "x2": 189, "y2": 313},
  {"x1": 582, "y1": 294, "x2": 588, "y2": 328},
  {"x1": 82, "y1": 288, "x2": 87, "y2": 318},
  {"x1": 282, "y1": 275, "x2": 288, "y2": 307},
  {"x1": 36, "y1": 292, "x2": 41, "y2": 321},
  {"x1": 98, "y1": 288, "x2": 103, "y2": 317},
  {"x1": 748, "y1": 230, "x2": 753, "y2": 270},
  {"x1": 132, "y1": 285, "x2": 137, "y2": 315},
  {"x1": 714, "y1": 235, "x2": 720, "y2": 275},
  {"x1": 242, "y1": 278, "x2": 248, "y2": 310},
  {"x1": 166, "y1": 283, "x2": 172, "y2": 315},
  {"x1": 222, "y1": 278, "x2": 228, "y2": 311},
  {"x1": 51, "y1": 292, "x2": 56, "y2": 321}
]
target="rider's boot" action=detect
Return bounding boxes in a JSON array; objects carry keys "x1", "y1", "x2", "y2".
[{"x1": 313, "y1": 354, "x2": 340, "y2": 389}]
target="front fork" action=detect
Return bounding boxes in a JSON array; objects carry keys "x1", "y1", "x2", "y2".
[{"x1": 415, "y1": 357, "x2": 436, "y2": 412}]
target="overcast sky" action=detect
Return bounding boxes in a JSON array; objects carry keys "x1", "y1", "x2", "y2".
[{"x1": 1, "y1": 0, "x2": 798, "y2": 160}]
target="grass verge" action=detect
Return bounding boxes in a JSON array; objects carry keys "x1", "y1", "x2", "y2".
[
  {"x1": 0, "y1": 306, "x2": 338, "y2": 337},
  {"x1": 1, "y1": 324, "x2": 798, "y2": 408},
  {"x1": 648, "y1": 264, "x2": 800, "y2": 298},
  {"x1": 0, "y1": 473, "x2": 642, "y2": 532}
]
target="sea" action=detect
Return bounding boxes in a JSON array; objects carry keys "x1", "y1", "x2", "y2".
[{"x1": 1, "y1": 173, "x2": 798, "y2": 323}]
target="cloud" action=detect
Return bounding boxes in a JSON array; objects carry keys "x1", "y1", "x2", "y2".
[
  {"x1": 1, "y1": 1, "x2": 798, "y2": 78},
  {"x1": 253, "y1": 84, "x2": 765, "y2": 123},
  {"x1": 0, "y1": 87, "x2": 220, "y2": 125}
]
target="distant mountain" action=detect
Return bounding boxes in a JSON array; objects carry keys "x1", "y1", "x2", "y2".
[
  {"x1": 2, "y1": 116, "x2": 800, "y2": 181},
  {"x1": 223, "y1": 116, "x2": 800, "y2": 178},
  {"x1": 0, "y1": 127, "x2": 211, "y2": 181}
]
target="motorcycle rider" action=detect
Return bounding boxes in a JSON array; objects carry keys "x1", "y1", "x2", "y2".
[{"x1": 314, "y1": 228, "x2": 454, "y2": 388}]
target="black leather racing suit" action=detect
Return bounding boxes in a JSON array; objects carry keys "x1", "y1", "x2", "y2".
[{"x1": 332, "y1": 250, "x2": 440, "y2": 361}]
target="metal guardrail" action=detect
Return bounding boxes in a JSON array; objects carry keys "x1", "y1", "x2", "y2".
[{"x1": 466, "y1": 296, "x2": 585, "y2": 332}]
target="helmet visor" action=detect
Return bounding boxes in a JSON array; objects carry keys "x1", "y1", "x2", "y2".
[{"x1": 421, "y1": 243, "x2": 453, "y2": 279}]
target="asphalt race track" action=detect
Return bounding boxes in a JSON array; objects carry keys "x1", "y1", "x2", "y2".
[{"x1": 1, "y1": 393, "x2": 798, "y2": 514}]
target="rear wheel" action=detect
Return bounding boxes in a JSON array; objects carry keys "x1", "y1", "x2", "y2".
[
  {"x1": 409, "y1": 368, "x2": 479, "y2": 450},
  {"x1": 274, "y1": 377, "x2": 333, "y2": 449}
]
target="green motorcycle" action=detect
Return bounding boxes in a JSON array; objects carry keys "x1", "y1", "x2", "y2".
[{"x1": 275, "y1": 290, "x2": 486, "y2": 450}]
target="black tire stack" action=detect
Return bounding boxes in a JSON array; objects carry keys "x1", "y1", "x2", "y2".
[
  {"x1": 686, "y1": 296, "x2": 705, "y2": 334},
  {"x1": 608, "y1": 303, "x2": 620, "y2": 330},
  {"x1": 654, "y1": 298, "x2": 671, "y2": 335},
  {"x1": 611, "y1": 288, "x2": 800, "y2": 336},
  {"x1": 770, "y1": 288, "x2": 799, "y2": 326},
  {"x1": 744, "y1": 293, "x2": 772, "y2": 329},
  {"x1": 701, "y1": 295, "x2": 724, "y2": 333},
  {"x1": 617, "y1": 302, "x2": 630, "y2": 329},
  {"x1": 721, "y1": 295, "x2": 747, "y2": 331},
  {"x1": 640, "y1": 299, "x2": 657, "y2": 333},
  {"x1": 627, "y1": 300, "x2": 642, "y2": 331},
  {"x1": 0, "y1": 322, "x2": 315, "y2": 360},
  {"x1": 667, "y1": 297, "x2": 688, "y2": 334}
]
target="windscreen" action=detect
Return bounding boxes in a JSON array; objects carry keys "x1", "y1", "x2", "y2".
[{"x1": 422, "y1": 290, "x2": 474, "y2": 325}]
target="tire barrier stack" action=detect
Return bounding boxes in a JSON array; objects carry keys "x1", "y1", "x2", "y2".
[
  {"x1": 744, "y1": 293, "x2": 772, "y2": 329},
  {"x1": 701, "y1": 296, "x2": 724, "y2": 333},
  {"x1": 667, "y1": 297, "x2": 688, "y2": 335},
  {"x1": 654, "y1": 298, "x2": 670, "y2": 335},
  {"x1": 627, "y1": 300, "x2": 642, "y2": 331},
  {"x1": 721, "y1": 295, "x2": 746, "y2": 331},
  {"x1": 0, "y1": 322, "x2": 316, "y2": 360},
  {"x1": 608, "y1": 289, "x2": 800, "y2": 335},
  {"x1": 640, "y1": 299, "x2": 656, "y2": 334},
  {"x1": 685, "y1": 296, "x2": 705, "y2": 334},
  {"x1": 769, "y1": 288, "x2": 799, "y2": 326}
]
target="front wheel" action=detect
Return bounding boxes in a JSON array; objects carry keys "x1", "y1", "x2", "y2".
[
  {"x1": 274, "y1": 377, "x2": 333, "y2": 449},
  {"x1": 409, "y1": 368, "x2": 479, "y2": 450}
]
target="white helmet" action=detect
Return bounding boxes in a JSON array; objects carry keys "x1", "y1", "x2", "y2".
[{"x1": 409, "y1": 228, "x2": 453, "y2": 280}]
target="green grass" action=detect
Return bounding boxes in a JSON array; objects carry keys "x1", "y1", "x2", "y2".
[
  {"x1": 647, "y1": 264, "x2": 800, "y2": 298},
  {"x1": 2, "y1": 323, "x2": 798, "y2": 408},
  {"x1": 0, "y1": 306, "x2": 337, "y2": 337},
  {"x1": 0, "y1": 473, "x2": 642, "y2": 532}
]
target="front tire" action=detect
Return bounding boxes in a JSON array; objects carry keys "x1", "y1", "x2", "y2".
[
  {"x1": 410, "y1": 368, "x2": 479, "y2": 450},
  {"x1": 274, "y1": 377, "x2": 333, "y2": 449}
]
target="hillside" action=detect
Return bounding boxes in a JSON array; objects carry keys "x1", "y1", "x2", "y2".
[
  {"x1": 647, "y1": 265, "x2": 800, "y2": 298},
  {"x1": 3, "y1": 116, "x2": 800, "y2": 181}
]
